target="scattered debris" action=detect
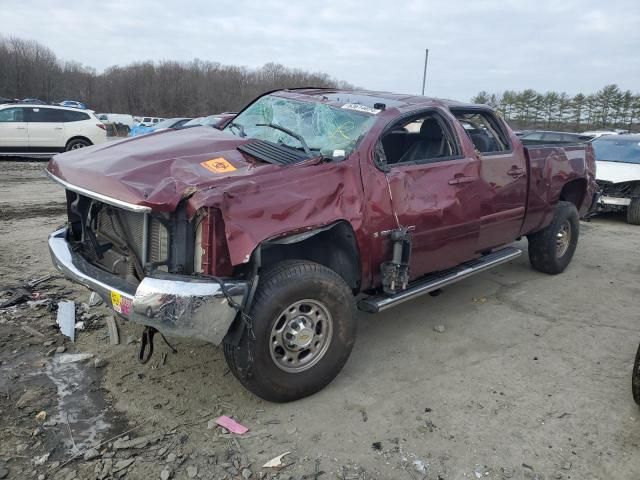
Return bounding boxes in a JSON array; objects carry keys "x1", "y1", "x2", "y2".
[
  {"x1": 56, "y1": 345, "x2": 66, "y2": 354},
  {"x1": 113, "y1": 458, "x2": 135, "y2": 472},
  {"x1": 433, "y1": 325, "x2": 446, "y2": 333},
  {"x1": 561, "y1": 461, "x2": 572, "y2": 471},
  {"x1": 160, "y1": 467, "x2": 172, "y2": 480},
  {"x1": 93, "y1": 357, "x2": 107, "y2": 368},
  {"x1": 57, "y1": 300, "x2": 76, "y2": 341},
  {"x1": 215, "y1": 415, "x2": 249, "y2": 434},
  {"x1": 500, "y1": 467, "x2": 513, "y2": 478},
  {"x1": 83, "y1": 448, "x2": 100, "y2": 461},
  {"x1": 27, "y1": 274, "x2": 53, "y2": 288},
  {"x1": 21, "y1": 324, "x2": 46, "y2": 338},
  {"x1": 106, "y1": 316, "x2": 120, "y2": 345},
  {"x1": 35, "y1": 411, "x2": 47, "y2": 421},
  {"x1": 371, "y1": 442, "x2": 382, "y2": 451},
  {"x1": 88, "y1": 291, "x2": 103, "y2": 306},
  {"x1": 33, "y1": 453, "x2": 50, "y2": 466},
  {"x1": 472, "y1": 296, "x2": 487, "y2": 304},
  {"x1": 413, "y1": 460, "x2": 428, "y2": 473},
  {"x1": 0, "y1": 287, "x2": 31, "y2": 308},
  {"x1": 57, "y1": 353, "x2": 94, "y2": 364},
  {"x1": 126, "y1": 335, "x2": 137, "y2": 345},
  {"x1": 74, "y1": 321, "x2": 85, "y2": 331},
  {"x1": 187, "y1": 466, "x2": 198, "y2": 478},
  {"x1": 113, "y1": 433, "x2": 162, "y2": 450},
  {"x1": 263, "y1": 452, "x2": 291, "y2": 468}
]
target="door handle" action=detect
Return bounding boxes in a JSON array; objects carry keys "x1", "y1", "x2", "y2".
[
  {"x1": 448, "y1": 174, "x2": 478, "y2": 185},
  {"x1": 16, "y1": 126, "x2": 26, "y2": 130},
  {"x1": 54, "y1": 127, "x2": 63, "y2": 130},
  {"x1": 507, "y1": 167, "x2": 524, "y2": 178}
]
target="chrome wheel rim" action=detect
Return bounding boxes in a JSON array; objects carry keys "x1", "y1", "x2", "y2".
[
  {"x1": 71, "y1": 143, "x2": 85, "y2": 150},
  {"x1": 269, "y1": 299, "x2": 333, "y2": 373},
  {"x1": 556, "y1": 221, "x2": 571, "y2": 257}
]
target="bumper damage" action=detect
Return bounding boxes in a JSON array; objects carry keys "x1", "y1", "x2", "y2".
[{"x1": 48, "y1": 228, "x2": 248, "y2": 344}]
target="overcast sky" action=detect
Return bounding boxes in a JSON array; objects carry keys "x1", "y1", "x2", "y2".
[{"x1": 3, "y1": 0, "x2": 639, "y2": 101}]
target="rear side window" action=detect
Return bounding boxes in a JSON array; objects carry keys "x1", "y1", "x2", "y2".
[
  {"x1": 543, "y1": 133, "x2": 562, "y2": 142},
  {"x1": 452, "y1": 110, "x2": 511, "y2": 154},
  {"x1": 64, "y1": 110, "x2": 90, "y2": 122},
  {"x1": 0, "y1": 107, "x2": 25, "y2": 122},
  {"x1": 523, "y1": 132, "x2": 544, "y2": 140},
  {"x1": 27, "y1": 108, "x2": 67, "y2": 122}
]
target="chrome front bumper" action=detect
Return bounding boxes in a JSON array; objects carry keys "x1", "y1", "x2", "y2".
[{"x1": 48, "y1": 228, "x2": 248, "y2": 344}]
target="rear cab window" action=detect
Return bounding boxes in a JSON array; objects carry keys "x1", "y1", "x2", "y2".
[{"x1": 452, "y1": 110, "x2": 511, "y2": 154}]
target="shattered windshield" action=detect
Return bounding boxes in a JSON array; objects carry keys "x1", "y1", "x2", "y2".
[{"x1": 224, "y1": 95, "x2": 377, "y2": 159}]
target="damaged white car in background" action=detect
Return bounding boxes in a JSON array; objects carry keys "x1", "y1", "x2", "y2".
[{"x1": 593, "y1": 134, "x2": 640, "y2": 225}]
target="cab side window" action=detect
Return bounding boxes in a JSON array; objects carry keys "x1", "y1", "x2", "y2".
[
  {"x1": 0, "y1": 108, "x2": 25, "y2": 122},
  {"x1": 64, "y1": 110, "x2": 90, "y2": 122},
  {"x1": 452, "y1": 110, "x2": 510, "y2": 154},
  {"x1": 378, "y1": 113, "x2": 459, "y2": 167}
]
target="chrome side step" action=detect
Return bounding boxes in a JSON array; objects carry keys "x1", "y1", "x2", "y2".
[{"x1": 358, "y1": 246, "x2": 522, "y2": 313}]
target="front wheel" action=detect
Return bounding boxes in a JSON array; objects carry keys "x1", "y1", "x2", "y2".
[
  {"x1": 527, "y1": 201, "x2": 579, "y2": 275},
  {"x1": 224, "y1": 260, "x2": 356, "y2": 402}
]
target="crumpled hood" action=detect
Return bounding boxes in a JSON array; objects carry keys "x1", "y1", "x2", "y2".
[
  {"x1": 596, "y1": 160, "x2": 640, "y2": 184},
  {"x1": 47, "y1": 126, "x2": 290, "y2": 212}
]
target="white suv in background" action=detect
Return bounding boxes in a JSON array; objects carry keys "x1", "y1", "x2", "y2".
[{"x1": 0, "y1": 104, "x2": 107, "y2": 156}]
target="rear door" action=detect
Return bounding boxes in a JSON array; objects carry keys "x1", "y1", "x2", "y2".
[
  {"x1": 0, "y1": 107, "x2": 28, "y2": 150},
  {"x1": 373, "y1": 109, "x2": 484, "y2": 278},
  {"x1": 26, "y1": 107, "x2": 67, "y2": 150},
  {"x1": 451, "y1": 109, "x2": 527, "y2": 251}
]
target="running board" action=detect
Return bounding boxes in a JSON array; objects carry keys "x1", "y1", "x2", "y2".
[{"x1": 358, "y1": 246, "x2": 522, "y2": 313}]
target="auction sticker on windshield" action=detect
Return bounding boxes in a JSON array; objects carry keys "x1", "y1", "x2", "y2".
[
  {"x1": 201, "y1": 157, "x2": 237, "y2": 174},
  {"x1": 341, "y1": 103, "x2": 381, "y2": 115},
  {"x1": 111, "y1": 291, "x2": 132, "y2": 315}
]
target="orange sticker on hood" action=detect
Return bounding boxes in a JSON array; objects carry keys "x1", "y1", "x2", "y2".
[{"x1": 201, "y1": 157, "x2": 237, "y2": 174}]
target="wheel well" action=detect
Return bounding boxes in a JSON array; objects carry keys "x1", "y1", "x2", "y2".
[
  {"x1": 259, "y1": 221, "x2": 361, "y2": 292},
  {"x1": 65, "y1": 136, "x2": 93, "y2": 148},
  {"x1": 559, "y1": 179, "x2": 586, "y2": 210}
]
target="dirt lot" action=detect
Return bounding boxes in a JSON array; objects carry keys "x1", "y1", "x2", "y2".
[{"x1": 1, "y1": 159, "x2": 640, "y2": 480}]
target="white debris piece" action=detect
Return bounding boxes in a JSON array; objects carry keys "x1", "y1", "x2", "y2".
[
  {"x1": 57, "y1": 301, "x2": 76, "y2": 342},
  {"x1": 263, "y1": 452, "x2": 291, "y2": 468},
  {"x1": 57, "y1": 353, "x2": 94, "y2": 364}
]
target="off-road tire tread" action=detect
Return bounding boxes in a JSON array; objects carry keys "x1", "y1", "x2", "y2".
[
  {"x1": 224, "y1": 260, "x2": 355, "y2": 402},
  {"x1": 528, "y1": 201, "x2": 579, "y2": 275}
]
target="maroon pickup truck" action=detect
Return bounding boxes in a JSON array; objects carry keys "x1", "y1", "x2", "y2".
[{"x1": 47, "y1": 89, "x2": 597, "y2": 402}]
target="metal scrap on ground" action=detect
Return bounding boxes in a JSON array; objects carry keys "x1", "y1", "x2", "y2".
[{"x1": 57, "y1": 300, "x2": 75, "y2": 341}]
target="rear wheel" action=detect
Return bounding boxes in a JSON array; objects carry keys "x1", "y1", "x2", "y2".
[
  {"x1": 627, "y1": 197, "x2": 640, "y2": 225},
  {"x1": 224, "y1": 260, "x2": 356, "y2": 402},
  {"x1": 633, "y1": 341, "x2": 640, "y2": 405},
  {"x1": 528, "y1": 201, "x2": 579, "y2": 274},
  {"x1": 66, "y1": 138, "x2": 91, "y2": 151}
]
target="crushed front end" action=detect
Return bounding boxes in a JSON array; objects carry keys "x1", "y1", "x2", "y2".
[
  {"x1": 47, "y1": 173, "x2": 248, "y2": 345},
  {"x1": 596, "y1": 180, "x2": 639, "y2": 212}
]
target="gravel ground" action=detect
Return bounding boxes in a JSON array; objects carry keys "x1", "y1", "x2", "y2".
[{"x1": 1, "y1": 159, "x2": 640, "y2": 480}]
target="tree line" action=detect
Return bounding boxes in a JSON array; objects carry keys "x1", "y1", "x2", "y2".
[
  {"x1": 0, "y1": 36, "x2": 354, "y2": 117},
  {"x1": 472, "y1": 86, "x2": 640, "y2": 132}
]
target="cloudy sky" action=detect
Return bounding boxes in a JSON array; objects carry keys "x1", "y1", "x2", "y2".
[{"x1": 3, "y1": 0, "x2": 639, "y2": 101}]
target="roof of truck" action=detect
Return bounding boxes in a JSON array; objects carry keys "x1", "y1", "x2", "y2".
[{"x1": 281, "y1": 87, "x2": 480, "y2": 110}]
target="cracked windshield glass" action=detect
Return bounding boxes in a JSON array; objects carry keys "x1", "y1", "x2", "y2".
[{"x1": 224, "y1": 95, "x2": 377, "y2": 158}]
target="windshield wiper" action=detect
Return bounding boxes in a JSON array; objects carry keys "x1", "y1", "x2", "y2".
[
  {"x1": 255, "y1": 123, "x2": 312, "y2": 157},
  {"x1": 228, "y1": 122, "x2": 246, "y2": 138}
]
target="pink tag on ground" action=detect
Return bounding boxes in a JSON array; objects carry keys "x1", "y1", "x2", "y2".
[{"x1": 215, "y1": 415, "x2": 249, "y2": 434}]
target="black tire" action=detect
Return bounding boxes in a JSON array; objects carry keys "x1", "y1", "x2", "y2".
[
  {"x1": 627, "y1": 197, "x2": 640, "y2": 225},
  {"x1": 527, "y1": 201, "x2": 579, "y2": 275},
  {"x1": 66, "y1": 138, "x2": 91, "y2": 151},
  {"x1": 633, "y1": 342, "x2": 640, "y2": 405},
  {"x1": 224, "y1": 260, "x2": 356, "y2": 402}
]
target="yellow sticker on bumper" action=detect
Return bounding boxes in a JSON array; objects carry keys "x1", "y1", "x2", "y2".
[{"x1": 111, "y1": 291, "x2": 132, "y2": 315}]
